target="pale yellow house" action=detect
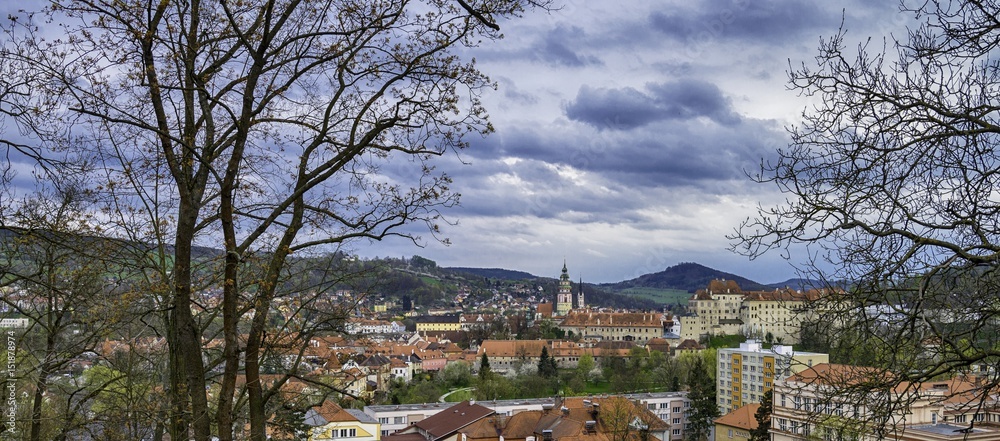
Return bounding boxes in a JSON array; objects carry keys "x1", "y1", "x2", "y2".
[
  {"x1": 305, "y1": 400, "x2": 380, "y2": 441},
  {"x1": 715, "y1": 403, "x2": 759, "y2": 441}
]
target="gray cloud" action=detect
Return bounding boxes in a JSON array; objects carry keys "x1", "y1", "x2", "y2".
[{"x1": 565, "y1": 79, "x2": 741, "y2": 130}]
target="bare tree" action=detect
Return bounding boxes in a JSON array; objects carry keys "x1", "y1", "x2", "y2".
[
  {"x1": 733, "y1": 0, "x2": 1000, "y2": 433},
  {"x1": 0, "y1": 188, "x2": 145, "y2": 441},
  {"x1": 1, "y1": 1, "x2": 550, "y2": 440}
]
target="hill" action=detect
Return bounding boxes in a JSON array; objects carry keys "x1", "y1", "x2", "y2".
[
  {"x1": 604, "y1": 262, "x2": 767, "y2": 292},
  {"x1": 443, "y1": 267, "x2": 537, "y2": 280}
]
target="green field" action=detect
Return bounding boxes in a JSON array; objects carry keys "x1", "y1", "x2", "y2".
[{"x1": 616, "y1": 287, "x2": 691, "y2": 305}]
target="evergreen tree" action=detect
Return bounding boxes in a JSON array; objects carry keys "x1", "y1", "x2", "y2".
[
  {"x1": 750, "y1": 390, "x2": 773, "y2": 441},
  {"x1": 686, "y1": 356, "x2": 719, "y2": 441},
  {"x1": 479, "y1": 353, "x2": 492, "y2": 380},
  {"x1": 538, "y1": 346, "x2": 558, "y2": 378}
]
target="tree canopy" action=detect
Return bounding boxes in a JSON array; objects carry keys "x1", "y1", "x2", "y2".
[
  {"x1": 0, "y1": 1, "x2": 549, "y2": 440},
  {"x1": 733, "y1": 0, "x2": 1000, "y2": 433}
]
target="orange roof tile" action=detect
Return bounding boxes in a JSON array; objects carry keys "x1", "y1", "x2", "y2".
[{"x1": 715, "y1": 403, "x2": 760, "y2": 430}]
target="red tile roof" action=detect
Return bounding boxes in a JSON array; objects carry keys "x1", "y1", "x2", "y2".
[{"x1": 715, "y1": 403, "x2": 759, "y2": 430}]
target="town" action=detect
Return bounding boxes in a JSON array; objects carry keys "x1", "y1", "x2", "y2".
[
  {"x1": 2, "y1": 257, "x2": 994, "y2": 441},
  {"x1": 3, "y1": 0, "x2": 999, "y2": 439}
]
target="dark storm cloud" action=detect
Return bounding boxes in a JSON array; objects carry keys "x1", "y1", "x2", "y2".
[
  {"x1": 565, "y1": 79, "x2": 740, "y2": 130},
  {"x1": 649, "y1": 0, "x2": 834, "y2": 44}
]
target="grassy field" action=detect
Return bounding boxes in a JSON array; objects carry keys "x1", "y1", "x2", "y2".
[{"x1": 616, "y1": 287, "x2": 691, "y2": 306}]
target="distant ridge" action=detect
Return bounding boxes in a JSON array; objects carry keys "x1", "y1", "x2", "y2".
[
  {"x1": 605, "y1": 262, "x2": 767, "y2": 292},
  {"x1": 443, "y1": 267, "x2": 537, "y2": 280}
]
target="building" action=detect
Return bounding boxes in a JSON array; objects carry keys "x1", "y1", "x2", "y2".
[
  {"x1": 715, "y1": 403, "x2": 760, "y2": 441},
  {"x1": 717, "y1": 340, "x2": 828, "y2": 415},
  {"x1": 557, "y1": 311, "x2": 668, "y2": 343},
  {"x1": 679, "y1": 280, "x2": 835, "y2": 344},
  {"x1": 771, "y1": 363, "x2": 1000, "y2": 441},
  {"x1": 367, "y1": 392, "x2": 691, "y2": 439},
  {"x1": 386, "y1": 400, "x2": 494, "y2": 441},
  {"x1": 305, "y1": 400, "x2": 381, "y2": 441},
  {"x1": 556, "y1": 262, "x2": 573, "y2": 316},
  {"x1": 412, "y1": 315, "x2": 461, "y2": 332}
]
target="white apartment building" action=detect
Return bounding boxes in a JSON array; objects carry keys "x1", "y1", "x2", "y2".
[{"x1": 717, "y1": 340, "x2": 828, "y2": 415}]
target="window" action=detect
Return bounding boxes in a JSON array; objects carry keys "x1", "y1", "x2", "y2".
[
  {"x1": 648, "y1": 404, "x2": 656, "y2": 410},
  {"x1": 339, "y1": 428, "x2": 357, "y2": 437},
  {"x1": 673, "y1": 406, "x2": 681, "y2": 413},
  {"x1": 781, "y1": 394, "x2": 786, "y2": 407},
  {"x1": 673, "y1": 429, "x2": 681, "y2": 436},
  {"x1": 379, "y1": 418, "x2": 389, "y2": 424},
  {"x1": 660, "y1": 402, "x2": 668, "y2": 409},
  {"x1": 728, "y1": 429, "x2": 733, "y2": 438},
  {"x1": 673, "y1": 418, "x2": 681, "y2": 424},
  {"x1": 955, "y1": 414, "x2": 967, "y2": 423},
  {"x1": 794, "y1": 396, "x2": 801, "y2": 410},
  {"x1": 779, "y1": 418, "x2": 787, "y2": 431},
  {"x1": 394, "y1": 416, "x2": 405, "y2": 424}
]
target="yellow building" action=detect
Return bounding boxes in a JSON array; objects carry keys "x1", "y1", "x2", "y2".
[
  {"x1": 717, "y1": 340, "x2": 828, "y2": 415},
  {"x1": 715, "y1": 403, "x2": 759, "y2": 441},
  {"x1": 413, "y1": 315, "x2": 461, "y2": 332},
  {"x1": 305, "y1": 400, "x2": 381, "y2": 441}
]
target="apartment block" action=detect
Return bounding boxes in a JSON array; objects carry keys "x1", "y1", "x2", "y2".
[{"x1": 717, "y1": 340, "x2": 828, "y2": 415}]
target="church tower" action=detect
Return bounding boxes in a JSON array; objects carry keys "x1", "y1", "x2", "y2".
[
  {"x1": 556, "y1": 261, "x2": 573, "y2": 315},
  {"x1": 577, "y1": 276, "x2": 585, "y2": 310}
]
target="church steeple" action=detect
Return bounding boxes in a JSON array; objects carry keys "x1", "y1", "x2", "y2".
[{"x1": 577, "y1": 276, "x2": 585, "y2": 309}]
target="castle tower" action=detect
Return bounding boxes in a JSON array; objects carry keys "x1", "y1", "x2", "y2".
[{"x1": 556, "y1": 261, "x2": 573, "y2": 315}]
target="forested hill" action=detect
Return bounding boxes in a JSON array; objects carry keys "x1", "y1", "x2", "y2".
[
  {"x1": 605, "y1": 262, "x2": 767, "y2": 292},
  {"x1": 443, "y1": 267, "x2": 536, "y2": 280}
]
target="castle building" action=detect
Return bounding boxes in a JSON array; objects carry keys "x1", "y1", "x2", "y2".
[{"x1": 556, "y1": 261, "x2": 573, "y2": 315}]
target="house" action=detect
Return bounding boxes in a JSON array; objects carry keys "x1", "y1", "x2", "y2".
[
  {"x1": 455, "y1": 396, "x2": 670, "y2": 441},
  {"x1": 386, "y1": 400, "x2": 494, "y2": 441},
  {"x1": 715, "y1": 403, "x2": 759, "y2": 441},
  {"x1": 673, "y1": 339, "x2": 705, "y2": 356},
  {"x1": 305, "y1": 400, "x2": 381, "y2": 441}
]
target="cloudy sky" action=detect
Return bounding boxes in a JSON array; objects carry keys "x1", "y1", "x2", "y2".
[
  {"x1": 355, "y1": 0, "x2": 919, "y2": 284},
  {"x1": 0, "y1": 0, "x2": 917, "y2": 284}
]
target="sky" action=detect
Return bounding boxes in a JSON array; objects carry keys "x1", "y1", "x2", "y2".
[
  {"x1": 0, "y1": 0, "x2": 918, "y2": 285},
  {"x1": 353, "y1": 0, "x2": 918, "y2": 284}
]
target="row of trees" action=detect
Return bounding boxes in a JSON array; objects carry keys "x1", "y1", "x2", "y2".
[{"x1": 0, "y1": 1, "x2": 550, "y2": 440}]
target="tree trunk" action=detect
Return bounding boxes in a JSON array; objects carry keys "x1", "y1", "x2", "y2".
[{"x1": 171, "y1": 202, "x2": 212, "y2": 441}]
